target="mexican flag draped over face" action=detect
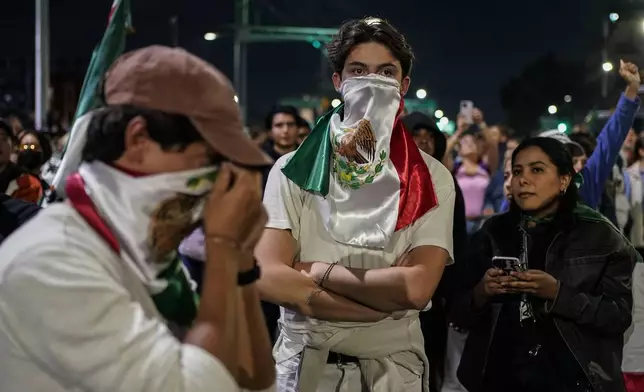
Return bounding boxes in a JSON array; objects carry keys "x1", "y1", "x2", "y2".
[{"x1": 282, "y1": 75, "x2": 438, "y2": 249}]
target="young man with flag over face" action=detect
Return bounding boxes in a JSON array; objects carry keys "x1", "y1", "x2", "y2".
[
  {"x1": 256, "y1": 17, "x2": 455, "y2": 391},
  {"x1": 0, "y1": 46, "x2": 277, "y2": 391}
]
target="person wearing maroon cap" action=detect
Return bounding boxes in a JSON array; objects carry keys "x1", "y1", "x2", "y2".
[{"x1": 0, "y1": 46, "x2": 276, "y2": 392}]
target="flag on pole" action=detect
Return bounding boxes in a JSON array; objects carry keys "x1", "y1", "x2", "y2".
[
  {"x1": 74, "y1": 0, "x2": 132, "y2": 120},
  {"x1": 48, "y1": 0, "x2": 132, "y2": 202}
]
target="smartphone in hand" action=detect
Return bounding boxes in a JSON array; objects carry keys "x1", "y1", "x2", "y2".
[
  {"x1": 492, "y1": 256, "x2": 525, "y2": 275},
  {"x1": 460, "y1": 100, "x2": 474, "y2": 124}
]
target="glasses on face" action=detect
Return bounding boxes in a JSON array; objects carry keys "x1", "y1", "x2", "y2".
[{"x1": 20, "y1": 144, "x2": 39, "y2": 151}]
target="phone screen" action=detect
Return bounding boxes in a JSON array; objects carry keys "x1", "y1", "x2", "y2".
[
  {"x1": 492, "y1": 256, "x2": 524, "y2": 274},
  {"x1": 460, "y1": 100, "x2": 474, "y2": 124}
]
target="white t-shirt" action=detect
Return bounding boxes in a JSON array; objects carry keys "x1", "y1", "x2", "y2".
[
  {"x1": 263, "y1": 150, "x2": 455, "y2": 327},
  {"x1": 0, "y1": 203, "x2": 239, "y2": 392}
]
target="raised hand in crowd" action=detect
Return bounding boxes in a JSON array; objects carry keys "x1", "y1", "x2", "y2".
[{"x1": 620, "y1": 59, "x2": 641, "y2": 99}]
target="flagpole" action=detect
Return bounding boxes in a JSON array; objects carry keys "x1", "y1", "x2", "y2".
[
  {"x1": 233, "y1": 0, "x2": 249, "y2": 123},
  {"x1": 35, "y1": 0, "x2": 50, "y2": 131}
]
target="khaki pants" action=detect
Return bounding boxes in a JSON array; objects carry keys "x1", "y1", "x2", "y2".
[{"x1": 276, "y1": 353, "x2": 423, "y2": 392}]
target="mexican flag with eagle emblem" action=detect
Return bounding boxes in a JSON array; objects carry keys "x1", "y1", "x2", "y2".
[{"x1": 282, "y1": 98, "x2": 437, "y2": 249}]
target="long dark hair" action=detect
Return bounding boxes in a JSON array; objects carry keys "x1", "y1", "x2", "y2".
[{"x1": 508, "y1": 137, "x2": 580, "y2": 222}]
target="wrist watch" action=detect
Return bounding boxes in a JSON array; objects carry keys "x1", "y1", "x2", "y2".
[{"x1": 238, "y1": 263, "x2": 261, "y2": 286}]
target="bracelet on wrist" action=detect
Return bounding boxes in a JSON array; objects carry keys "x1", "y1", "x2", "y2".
[{"x1": 318, "y1": 262, "x2": 338, "y2": 288}]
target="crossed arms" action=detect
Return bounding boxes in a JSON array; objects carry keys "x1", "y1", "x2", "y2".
[{"x1": 255, "y1": 160, "x2": 456, "y2": 322}]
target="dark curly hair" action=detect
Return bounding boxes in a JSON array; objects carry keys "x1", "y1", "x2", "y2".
[{"x1": 326, "y1": 17, "x2": 414, "y2": 78}]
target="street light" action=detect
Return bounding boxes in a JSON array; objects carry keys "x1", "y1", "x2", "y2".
[
  {"x1": 439, "y1": 117, "x2": 449, "y2": 125},
  {"x1": 204, "y1": 32, "x2": 218, "y2": 41},
  {"x1": 331, "y1": 99, "x2": 341, "y2": 108},
  {"x1": 434, "y1": 109, "x2": 444, "y2": 119},
  {"x1": 609, "y1": 13, "x2": 619, "y2": 23},
  {"x1": 415, "y1": 89, "x2": 427, "y2": 99},
  {"x1": 548, "y1": 105, "x2": 558, "y2": 114},
  {"x1": 602, "y1": 62, "x2": 614, "y2": 72},
  {"x1": 558, "y1": 123, "x2": 568, "y2": 133},
  {"x1": 564, "y1": 95, "x2": 572, "y2": 103}
]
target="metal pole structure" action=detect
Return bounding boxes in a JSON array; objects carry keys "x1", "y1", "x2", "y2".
[
  {"x1": 319, "y1": 49, "x2": 328, "y2": 94},
  {"x1": 234, "y1": 0, "x2": 250, "y2": 123},
  {"x1": 170, "y1": 16, "x2": 179, "y2": 47},
  {"x1": 601, "y1": 19, "x2": 609, "y2": 99},
  {"x1": 35, "y1": 0, "x2": 50, "y2": 131}
]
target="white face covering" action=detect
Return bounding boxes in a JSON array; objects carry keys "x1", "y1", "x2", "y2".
[
  {"x1": 79, "y1": 161, "x2": 217, "y2": 293},
  {"x1": 315, "y1": 74, "x2": 404, "y2": 248}
]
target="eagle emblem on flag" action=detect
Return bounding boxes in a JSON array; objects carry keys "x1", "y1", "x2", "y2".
[
  {"x1": 336, "y1": 119, "x2": 377, "y2": 164},
  {"x1": 332, "y1": 119, "x2": 387, "y2": 190}
]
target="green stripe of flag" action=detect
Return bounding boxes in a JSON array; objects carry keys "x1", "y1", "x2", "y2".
[{"x1": 73, "y1": 0, "x2": 132, "y2": 121}]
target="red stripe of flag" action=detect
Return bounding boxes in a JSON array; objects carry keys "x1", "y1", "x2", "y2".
[{"x1": 390, "y1": 100, "x2": 437, "y2": 231}]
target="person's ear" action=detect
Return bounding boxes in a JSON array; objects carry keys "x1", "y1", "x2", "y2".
[
  {"x1": 560, "y1": 174, "x2": 572, "y2": 194},
  {"x1": 122, "y1": 116, "x2": 150, "y2": 164},
  {"x1": 332, "y1": 72, "x2": 342, "y2": 92},
  {"x1": 400, "y1": 76, "x2": 411, "y2": 96}
]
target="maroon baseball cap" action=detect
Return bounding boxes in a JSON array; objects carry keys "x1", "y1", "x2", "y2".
[{"x1": 104, "y1": 45, "x2": 272, "y2": 167}]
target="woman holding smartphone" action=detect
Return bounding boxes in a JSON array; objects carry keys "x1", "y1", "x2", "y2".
[{"x1": 450, "y1": 137, "x2": 638, "y2": 392}]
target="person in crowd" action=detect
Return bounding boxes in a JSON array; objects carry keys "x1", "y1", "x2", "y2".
[
  {"x1": 623, "y1": 257, "x2": 644, "y2": 392},
  {"x1": 249, "y1": 124, "x2": 269, "y2": 146},
  {"x1": 623, "y1": 135, "x2": 644, "y2": 249},
  {"x1": 0, "y1": 193, "x2": 40, "y2": 244},
  {"x1": 455, "y1": 130, "x2": 492, "y2": 233},
  {"x1": 483, "y1": 125, "x2": 517, "y2": 214},
  {"x1": 41, "y1": 130, "x2": 69, "y2": 185},
  {"x1": 451, "y1": 136, "x2": 637, "y2": 392},
  {"x1": 256, "y1": 17, "x2": 455, "y2": 391},
  {"x1": 0, "y1": 46, "x2": 276, "y2": 391},
  {"x1": 0, "y1": 120, "x2": 44, "y2": 203},
  {"x1": 499, "y1": 60, "x2": 641, "y2": 213},
  {"x1": 448, "y1": 109, "x2": 499, "y2": 234},
  {"x1": 7, "y1": 114, "x2": 24, "y2": 138},
  {"x1": 260, "y1": 105, "x2": 299, "y2": 191},
  {"x1": 409, "y1": 120, "x2": 468, "y2": 391},
  {"x1": 13, "y1": 130, "x2": 53, "y2": 198},
  {"x1": 296, "y1": 116, "x2": 311, "y2": 145},
  {"x1": 262, "y1": 105, "x2": 299, "y2": 162},
  {"x1": 622, "y1": 128, "x2": 638, "y2": 167}
]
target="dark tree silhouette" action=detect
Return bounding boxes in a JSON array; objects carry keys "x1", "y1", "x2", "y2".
[{"x1": 499, "y1": 53, "x2": 595, "y2": 136}]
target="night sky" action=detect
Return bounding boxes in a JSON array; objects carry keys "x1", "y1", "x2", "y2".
[{"x1": 3, "y1": 0, "x2": 609, "y2": 124}]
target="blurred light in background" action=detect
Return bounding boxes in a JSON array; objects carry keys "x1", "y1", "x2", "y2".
[
  {"x1": 602, "y1": 62, "x2": 613, "y2": 72},
  {"x1": 331, "y1": 99, "x2": 341, "y2": 108}
]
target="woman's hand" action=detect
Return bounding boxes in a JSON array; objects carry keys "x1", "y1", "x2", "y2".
[
  {"x1": 505, "y1": 269, "x2": 560, "y2": 300},
  {"x1": 481, "y1": 268, "x2": 515, "y2": 296},
  {"x1": 473, "y1": 268, "x2": 515, "y2": 307}
]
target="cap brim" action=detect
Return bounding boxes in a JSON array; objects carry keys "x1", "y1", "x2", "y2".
[{"x1": 193, "y1": 118, "x2": 274, "y2": 167}]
